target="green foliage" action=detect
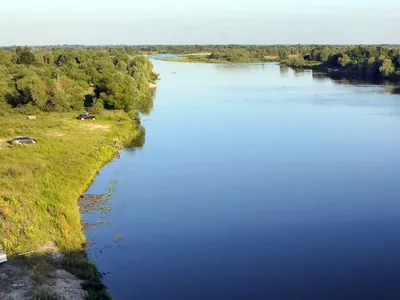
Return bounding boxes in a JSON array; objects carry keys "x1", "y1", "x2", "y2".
[
  {"x1": 0, "y1": 47, "x2": 155, "y2": 114},
  {"x1": 278, "y1": 47, "x2": 289, "y2": 60},
  {"x1": 16, "y1": 47, "x2": 36, "y2": 65},
  {"x1": 379, "y1": 59, "x2": 395, "y2": 78},
  {"x1": 338, "y1": 54, "x2": 351, "y2": 67},
  {"x1": 209, "y1": 48, "x2": 260, "y2": 63},
  {"x1": 270, "y1": 44, "x2": 400, "y2": 81},
  {"x1": 0, "y1": 49, "x2": 12, "y2": 66},
  {"x1": 366, "y1": 57, "x2": 380, "y2": 78},
  {"x1": 290, "y1": 56, "x2": 306, "y2": 68}
]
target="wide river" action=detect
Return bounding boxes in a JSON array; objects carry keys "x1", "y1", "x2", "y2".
[{"x1": 84, "y1": 60, "x2": 400, "y2": 300}]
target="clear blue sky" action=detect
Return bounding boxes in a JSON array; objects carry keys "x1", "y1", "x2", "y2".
[{"x1": 1, "y1": 0, "x2": 399, "y2": 45}]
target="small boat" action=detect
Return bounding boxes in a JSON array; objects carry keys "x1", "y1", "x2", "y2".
[{"x1": 0, "y1": 248, "x2": 7, "y2": 264}]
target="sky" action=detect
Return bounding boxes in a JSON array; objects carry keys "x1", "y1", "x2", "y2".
[{"x1": 1, "y1": 0, "x2": 399, "y2": 45}]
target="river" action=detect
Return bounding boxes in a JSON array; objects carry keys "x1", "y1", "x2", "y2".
[{"x1": 84, "y1": 60, "x2": 400, "y2": 300}]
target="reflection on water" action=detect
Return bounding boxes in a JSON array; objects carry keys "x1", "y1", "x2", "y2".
[
  {"x1": 279, "y1": 65, "x2": 290, "y2": 77},
  {"x1": 390, "y1": 86, "x2": 400, "y2": 94},
  {"x1": 85, "y1": 61, "x2": 400, "y2": 300},
  {"x1": 137, "y1": 88, "x2": 155, "y2": 115},
  {"x1": 312, "y1": 72, "x2": 400, "y2": 96},
  {"x1": 293, "y1": 68, "x2": 309, "y2": 77},
  {"x1": 312, "y1": 72, "x2": 332, "y2": 83},
  {"x1": 125, "y1": 126, "x2": 146, "y2": 152}
]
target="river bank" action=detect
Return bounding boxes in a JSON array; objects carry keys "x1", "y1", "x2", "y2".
[{"x1": 0, "y1": 110, "x2": 142, "y2": 299}]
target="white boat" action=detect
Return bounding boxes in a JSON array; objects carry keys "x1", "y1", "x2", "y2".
[{"x1": 0, "y1": 249, "x2": 7, "y2": 264}]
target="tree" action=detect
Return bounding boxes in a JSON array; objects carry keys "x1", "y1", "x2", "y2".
[
  {"x1": 0, "y1": 50, "x2": 11, "y2": 66},
  {"x1": 16, "y1": 47, "x2": 36, "y2": 65},
  {"x1": 338, "y1": 54, "x2": 351, "y2": 67},
  {"x1": 366, "y1": 57, "x2": 380, "y2": 78},
  {"x1": 278, "y1": 47, "x2": 289, "y2": 60},
  {"x1": 379, "y1": 59, "x2": 395, "y2": 78},
  {"x1": 311, "y1": 48, "x2": 321, "y2": 61},
  {"x1": 320, "y1": 48, "x2": 332, "y2": 62},
  {"x1": 291, "y1": 56, "x2": 306, "y2": 68}
]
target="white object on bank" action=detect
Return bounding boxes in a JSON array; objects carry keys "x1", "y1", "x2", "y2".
[{"x1": 0, "y1": 248, "x2": 7, "y2": 264}]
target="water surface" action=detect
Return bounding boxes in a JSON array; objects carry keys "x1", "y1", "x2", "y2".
[{"x1": 85, "y1": 61, "x2": 400, "y2": 300}]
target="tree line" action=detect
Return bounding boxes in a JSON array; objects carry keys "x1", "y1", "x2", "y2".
[
  {"x1": 276, "y1": 45, "x2": 400, "y2": 81},
  {"x1": 120, "y1": 44, "x2": 400, "y2": 81},
  {"x1": 0, "y1": 47, "x2": 157, "y2": 115}
]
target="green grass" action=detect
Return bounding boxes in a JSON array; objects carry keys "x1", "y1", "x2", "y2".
[{"x1": 0, "y1": 111, "x2": 140, "y2": 255}]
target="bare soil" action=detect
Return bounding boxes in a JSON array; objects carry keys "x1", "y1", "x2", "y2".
[{"x1": 0, "y1": 243, "x2": 86, "y2": 300}]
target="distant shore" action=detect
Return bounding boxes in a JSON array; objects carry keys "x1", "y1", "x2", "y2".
[{"x1": 158, "y1": 55, "x2": 267, "y2": 64}]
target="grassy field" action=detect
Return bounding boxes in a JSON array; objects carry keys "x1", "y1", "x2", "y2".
[
  {"x1": 263, "y1": 55, "x2": 279, "y2": 62},
  {"x1": 0, "y1": 111, "x2": 139, "y2": 255}
]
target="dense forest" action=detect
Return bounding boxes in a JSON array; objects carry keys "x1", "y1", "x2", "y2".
[{"x1": 0, "y1": 47, "x2": 157, "y2": 116}]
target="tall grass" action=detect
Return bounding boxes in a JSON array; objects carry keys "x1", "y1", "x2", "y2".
[{"x1": 0, "y1": 111, "x2": 139, "y2": 255}]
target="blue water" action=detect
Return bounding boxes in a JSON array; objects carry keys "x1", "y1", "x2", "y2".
[{"x1": 85, "y1": 61, "x2": 400, "y2": 300}]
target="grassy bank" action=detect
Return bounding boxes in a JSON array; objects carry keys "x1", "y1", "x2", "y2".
[
  {"x1": 0, "y1": 110, "x2": 141, "y2": 298},
  {"x1": 0, "y1": 111, "x2": 139, "y2": 255}
]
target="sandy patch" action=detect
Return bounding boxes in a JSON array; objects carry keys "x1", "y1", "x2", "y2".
[
  {"x1": 82, "y1": 124, "x2": 111, "y2": 131},
  {"x1": 149, "y1": 82, "x2": 157, "y2": 89},
  {"x1": 46, "y1": 133, "x2": 65, "y2": 137},
  {"x1": 52, "y1": 133, "x2": 65, "y2": 137}
]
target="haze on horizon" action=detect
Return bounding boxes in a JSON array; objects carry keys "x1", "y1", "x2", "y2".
[{"x1": 1, "y1": 0, "x2": 399, "y2": 46}]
